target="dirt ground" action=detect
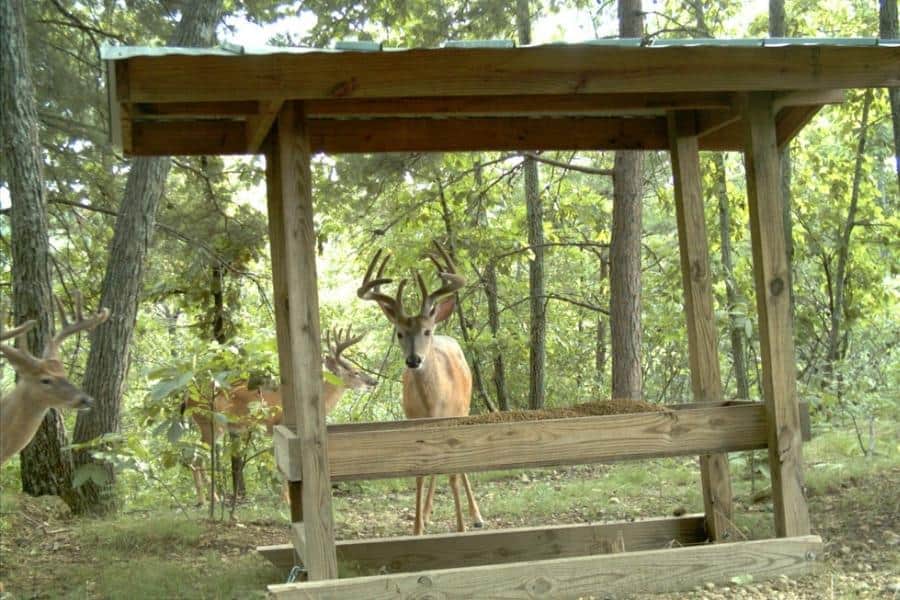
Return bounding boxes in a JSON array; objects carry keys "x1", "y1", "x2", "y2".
[{"x1": 0, "y1": 463, "x2": 897, "y2": 598}]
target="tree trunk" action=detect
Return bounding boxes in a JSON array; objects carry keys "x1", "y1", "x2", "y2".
[
  {"x1": 69, "y1": 0, "x2": 223, "y2": 516},
  {"x1": 610, "y1": 0, "x2": 644, "y2": 401},
  {"x1": 769, "y1": 0, "x2": 795, "y2": 313},
  {"x1": 484, "y1": 262, "x2": 510, "y2": 411},
  {"x1": 517, "y1": 0, "x2": 546, "y2": 410},
  {"x1": 1, "y1": 0, "x2": 76, "y2": 499},
  {"x1": 825, "y1": 90, "x2": 873, "y2": 369},
  {"x1": 713, "y1": 155, "x2": 750, "y2": 400},
  {"x1": 595, "y1": 255, "x2": 608, "y2": 383},
  {"x1": 881, "y1": 0, "x2": 900, "y2": 193}
]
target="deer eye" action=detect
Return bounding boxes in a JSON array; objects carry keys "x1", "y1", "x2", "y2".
[
  {"x1": 396, "y1": 332, "x2": 403, "y2": 339},
  {"x1": 424, "y1": 330, "x2": 432, "y2": 336},
  {"x1": 40, "y1": 376, "x2": 53, "y2": 385}
]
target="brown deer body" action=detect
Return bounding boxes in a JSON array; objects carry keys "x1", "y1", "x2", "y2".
[
  {"x1": 183, "y1": 327, "x2": 376, "y2": 504},
  {"x1": 358, "y1": 243, "x2": 484, "y2": 535},
  {"x1": 0, "y1": 293, "x2": 109, "y2": 466}
]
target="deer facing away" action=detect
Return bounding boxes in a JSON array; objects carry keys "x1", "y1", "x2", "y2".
[
  {"x1": 182, "y1": 326, "x2": 376, "y2": 505},
  {"x1": 0, "y1": 293, "x2": 109, "y2": 466},
  {"x1": 358, "y1": 242, "x2": 484, "y2": 535}
]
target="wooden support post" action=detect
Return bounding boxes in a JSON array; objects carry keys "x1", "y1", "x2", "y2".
[
  {"x1": 266, "y1": 121, "x2": 305, "y2": 530},
  {"x1": 667, "y1": 112, "x2": 734, "y2": 542},
  {"x1": 267, "y1": 101, "x2": 338, "y2": 579},
  {"x1": 741, "y1": 92, "x2": 810, "y2": 537}
]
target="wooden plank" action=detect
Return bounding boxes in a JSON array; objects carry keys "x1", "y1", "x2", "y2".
[
  {"x1": 131, "y1": 120, "x2": 247, "y2": 155},
  {"x1": 315, "y1": 515, "x2": 699, "y2": 573},
  {"x1": 303, "y1": 92, "x2": 735, "y2": 117},
  {"x1": 274, "y1": 424, "x2": 303, "y2": 481},
  {"x1": 668, "y1": 112, "x2": 734, "y2": 542},
  {"x1": 775, "y1": 105, "x2": 823, "y2": 148},
  {"x1": 259, "y1": 515, "x2": 708, "y2": 572},
  {"x1": 773, "y1": 89, "x2": 845, "y2": 111},
  {"x1": 276, "y1": 101, "x2": 338, "y2": 579},
  {"x1": 279, "y1": 404, "x2": 770, "y2": 481},
  {"x1": 741, "y1": 92, "x2": 810, "y2": 538},
  {"x1": 308, "y1": 116, "x2": 669, "y2": 153},
  {"x1": 117, "y1": 46, "x2": 900, "y2": 104},
  {"x1": 267, "y1": 128, "x2": 304, "y2": 524},
  {"x1": 133, "y1": 100, "x2": 259, "y2": 117},
  {"x1": 247, "y1": 100, "x2": 284, "y2": 153},
  {"x1": 269, "y1": 535, "x2": 823, "y2": 599}
]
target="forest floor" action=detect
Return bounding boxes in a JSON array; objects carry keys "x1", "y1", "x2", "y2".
[{"x1": 0, "y1": 428, "x2": 897, "y2": 599}]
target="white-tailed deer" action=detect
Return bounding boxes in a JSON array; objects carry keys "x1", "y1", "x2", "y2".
[
  {"x1": 358, "y1": 241, "x2": 484, "y2": 535},
  {"x1": 183, "y1": 326, "x2": 376, "y2": 505},
  {"x1": 0, "y1": 293, "x2": 109, "y2": 466}
]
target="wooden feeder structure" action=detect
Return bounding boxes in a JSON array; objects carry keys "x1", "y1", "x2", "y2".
[{"x1": 103, "y1": 39, "x2": 899, "y2": 598}]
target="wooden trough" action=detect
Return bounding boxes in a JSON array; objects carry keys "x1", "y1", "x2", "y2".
[{"x1": 101, "y1": 38, "x2": 899, "y2": 598}]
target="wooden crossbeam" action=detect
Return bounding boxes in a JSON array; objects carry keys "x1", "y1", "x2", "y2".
[
  {"x1": 259, "y1": 515, "x2": 708, "y2": 574},
  {"x1": 268, "y1": 535, "x2": 823, "y2": 599},
  {"x1": 117, "y1": 46, "x2": 899, "y2": 104},
  {"x1": 275, "y1": 403, "x2": 770, "y2": 482}
]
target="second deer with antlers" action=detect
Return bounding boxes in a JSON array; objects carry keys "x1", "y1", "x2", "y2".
[
  {"x1": 358, "y1": 241, "x2": 484, "y2": 535},
  {"x1": 0, "y1": 292, "x2": 109, "y2": 466}
]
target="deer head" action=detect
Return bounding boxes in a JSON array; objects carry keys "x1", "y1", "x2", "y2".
[
  {"x1": 358, "y1": 241, "x2": 465, "y2": 370},
  {"x1": 0, "y1": 292, "x2": 109, "y2": 413},
  {"x1": 323, "y1": 325, "x2": 377, "y2": 390}
]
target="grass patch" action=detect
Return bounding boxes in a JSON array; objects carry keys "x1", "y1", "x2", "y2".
[{"x1": 78, "y1": 515, "x2": 203, "y2": 554}]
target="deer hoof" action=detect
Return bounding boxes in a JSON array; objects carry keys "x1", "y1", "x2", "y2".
[{"x1": 473, "y1": 521, "x2": 484, "y2": 528}]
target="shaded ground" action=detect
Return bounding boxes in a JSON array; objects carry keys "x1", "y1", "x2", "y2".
[{"x1": 0, "y1": 430, "x2": 897, "y2": 599}]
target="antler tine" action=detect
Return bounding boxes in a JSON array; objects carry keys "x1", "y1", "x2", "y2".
[
  {"x1": 357, "y1": 249, "x2": 399, "y2": 309},
  {"x1": 333, "y1": 324, "x2": 366, "y2": 358},
  {"x1": 0, "y1": 315, "x2": 37, "y2": 344},
  {"x1": 44, "y1": 291, "x2": 110, "y2": 359},
  {"x1": 420, "y1": 241, "x2": 466, "y2": 316},
  {"x1": 394, "y1": 278, "x2": 408, "y2": 317}
]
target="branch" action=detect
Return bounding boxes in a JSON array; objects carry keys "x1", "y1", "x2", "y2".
[{"x1": 521, "y1": 152, "x2": 615, "y2": 177}]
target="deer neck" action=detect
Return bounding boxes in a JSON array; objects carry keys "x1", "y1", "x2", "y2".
[
  {"x1": 0, "y1": 386, "x2": 52, "y2": 464},
  {"x1": 322, "y1": 380, "x2": 346, "y2": 415}
]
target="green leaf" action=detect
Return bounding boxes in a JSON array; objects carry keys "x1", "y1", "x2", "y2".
[
  {"x1": 730, "y1": 574, "x2": 754, "y2": 586},
  {"x1": 323, "y1": 371, "x2": 343, "y2": 387}
]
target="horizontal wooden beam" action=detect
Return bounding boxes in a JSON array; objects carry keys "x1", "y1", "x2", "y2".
[
  {"x1": 118, "y1": 46, "x2": 899, "y2": 104},
  {"x1": 268, "y1": 535, "x2": 823, "y2": 599},
  {"x1": 259, "y1": 514, "x2": 707, "y2": 574},
  {"x1": 275, "y1": 403, "x2": 771, "y2": 482}
]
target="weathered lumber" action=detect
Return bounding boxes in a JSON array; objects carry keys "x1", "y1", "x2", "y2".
[
  {"x1": 741, "y1": 92, "x2": 810, "y2": 537},
  {"x1": 668, "y1": 111, "x2": 734, "y2": 542},
  {"x1": 117, "y1": 45, "x2": 899, "y2": 103},
  {"x1": 259, "y1": 515, "x2": 707, "y2": 574},
  {"x1": 274, "y1": 403, "x2": 769, "y2": 482},
  {"x1": 274, "y1": 101, "x2": 338, "y2": 578},
  {"x1": 268, "y1": 535, "x2": 823, "y2": 599}
]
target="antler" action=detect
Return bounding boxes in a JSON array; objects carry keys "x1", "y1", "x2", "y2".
[
  {"x1": 326, "y1": 325, "x2": 366, "y2": 362},
  {"x1": 418, "y1": 241, "x2": 466, "y2": 316},
  {"x1": 1, "y1": 312, "x2": 36, "y2": 343},
  {"x1": 44, "y1": 291, "x2": 110, "y2": 360},
  {"x1": 357, "y1": 249, "x2": 406, "y2": 318}
]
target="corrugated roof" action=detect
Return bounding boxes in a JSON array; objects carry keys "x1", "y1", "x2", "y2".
[{"x1": 99, "y1": 37, "x2": 899, "y2": 60}]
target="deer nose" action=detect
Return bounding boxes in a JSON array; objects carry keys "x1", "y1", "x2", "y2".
[{"x1": 405, "y1": 356, "x2": 422, "y2": 369}]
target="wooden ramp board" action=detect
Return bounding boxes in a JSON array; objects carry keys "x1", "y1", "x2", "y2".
[
  {"x1": 267, "y1": 535, "x2": 822, "y2": 599},
  {"x1": 258, "y1": 515, "x2": 707, "y2": 574}
]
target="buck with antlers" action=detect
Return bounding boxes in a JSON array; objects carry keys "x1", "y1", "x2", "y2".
[
  {"x1": 358, "y1": 241, "x2": 484, "y2": 535},
  {"x1": 0, "y1": 293, "x2": 109, "y2": 466},
  {"x1": 183, "y1": 326, "x2": 376, "y2": 505}
]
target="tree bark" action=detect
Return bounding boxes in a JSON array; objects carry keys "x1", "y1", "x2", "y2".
[
  {"x1": 713, "y1": 155, "x2": 750, "y2": 400},
  {"x1": 517, "y1": 0, "x2": 546, "y2": 410},
  {"x1": 483, "y1": 262, "x2": 510, "y2": 411},
  {"x1": 1, "y1": 0, "x2": 75, "y2": 499},
  {"x1": 595, "y1": 255, "x2": 608, "y2": 383},
  {"x1": 69, "y1": 0, "x2": 223, "y2": 515},
  {"x1": 609, "y1": 0, "x2": 644, "y2": 401},
  {"x1": 881, "y1": 0, "x2": 900, "y2": 193}
]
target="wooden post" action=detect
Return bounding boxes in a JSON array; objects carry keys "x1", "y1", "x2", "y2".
[
  {"x1": 667, "y1": 112, "x2": 734, "y2": 541},
  {"x1": 266, "y1": 101, "x2": 339, "y2": 579},
  {"x1": 741, "y1": 92, "x2": 810, "y2": 537}
]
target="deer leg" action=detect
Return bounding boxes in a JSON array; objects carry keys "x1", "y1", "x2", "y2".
[
  {"x1": 422, "y1": 475, "x2": 437, "y2": 525},
  {"x1": 189, "y1": 463, "x2": 206, "y2": 506},
  {"x1": 461, "y1": 473, "x2": 484, "y2": 528},
  {"x1": 414, "y1": 476, "x2": 425, "y2": 535},
  {"x1": 449, "y1": 474, "x2": 465, "y2": 533}
]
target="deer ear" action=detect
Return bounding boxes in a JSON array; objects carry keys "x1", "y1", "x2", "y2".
[
  {"x1": 432, "y1": 297, "x2": 456, "y2": 323},
  {"x1": 0, "y1": 345, "x2": 43, "y2": 375},
  {"x1": 378, "y1": 302, "x2": 399, "y2": 324},
  {"x1": 323, "y1": 356, "x2": 338, "y2": 372}
]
